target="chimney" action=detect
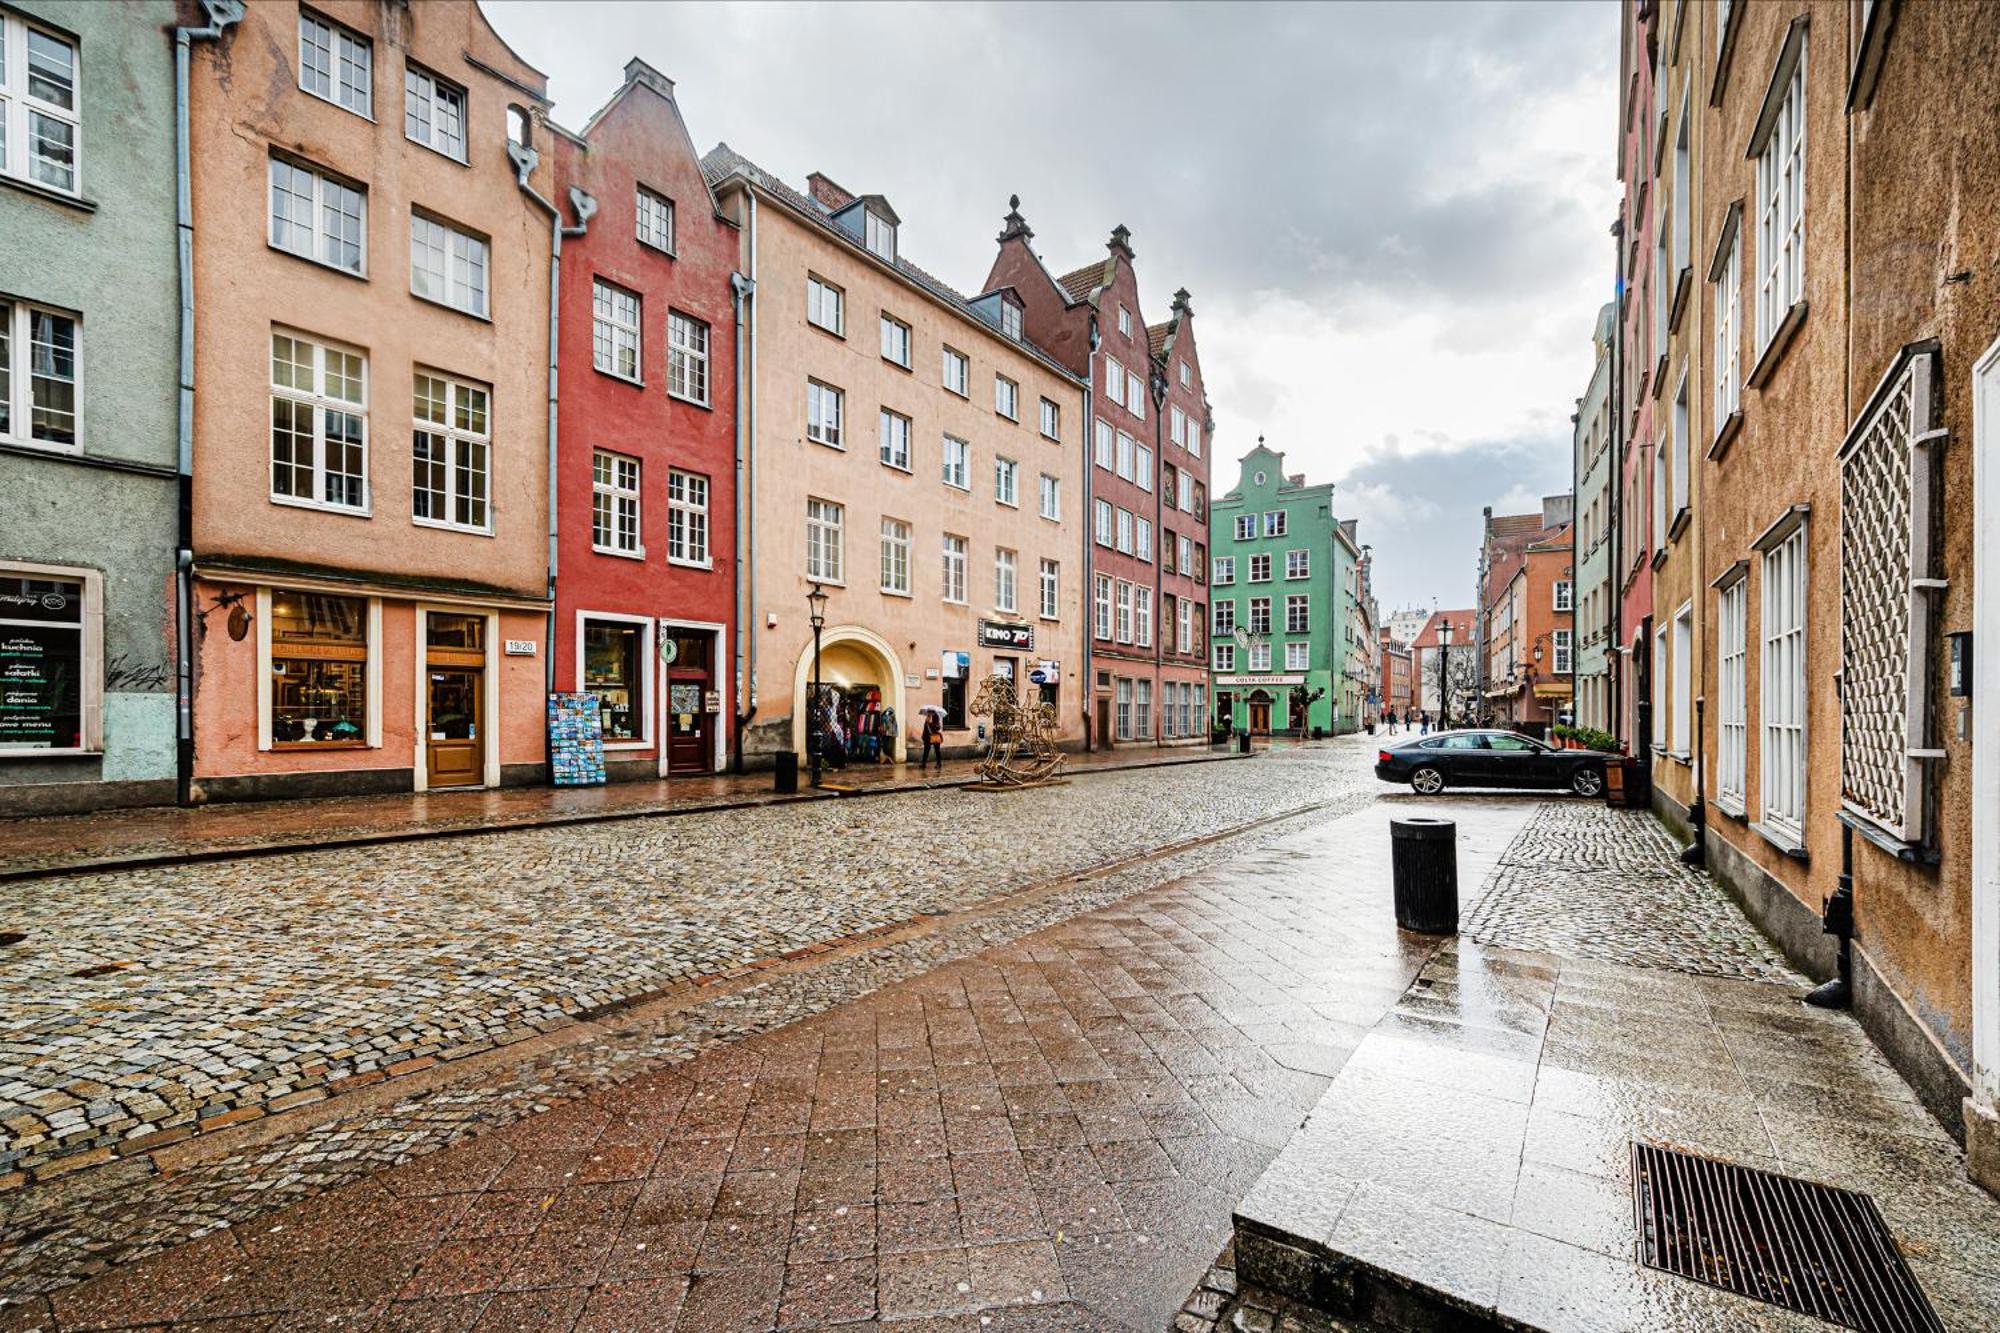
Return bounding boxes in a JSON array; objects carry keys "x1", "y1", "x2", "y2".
[
  {"x1": 622, "y1": 58, "x2": 674, "y2": 98},
  {"x1": 806, "y1": 172, "x2": 856, "y2": 210},
  {"x1": 1108, "y1": 223, "x2": 1135, "y2": 259},
  {"x1": 1171, "y1": 286, "x2": 1192, "y2": 315}
]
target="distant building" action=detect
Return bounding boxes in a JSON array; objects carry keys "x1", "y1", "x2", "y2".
[
  {"x1": 1377, "y1": 629, "x2": 1413, "y2": 720},
  {"x1": 1473, "y1": 496, "x2": 1571, "y2": 726},
  {"x1": 1572, "y1": 303, "x2": 1617, "y2": 733},
  {"x1": 1410, "y1": 609, "x2": 1475, "y2": 720},
  {"x1": 1384, "y1": 605, "x2": 1431, "y2": 647}
]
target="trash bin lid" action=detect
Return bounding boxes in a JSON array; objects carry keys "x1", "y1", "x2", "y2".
[{"x1": 1390, "y1": 816, "x2": 1457, "y2": 836}]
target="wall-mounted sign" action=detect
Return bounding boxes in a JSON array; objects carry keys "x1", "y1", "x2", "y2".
[
  {"x1": 504, "y1": 639, "x2": 537, "y2": 656},
  {"x1": 925, "y1": 668, "x2": 939, "y2": 679},
  {"x1": 978, "y1": 620, "x2": 1034, "y2": 651},
  {"x1": 0, "y1": 577, "x2": 84, "y2": 752},
  {"x1": 658, "y1": 633, "x2": 679, "y2": 664},
  {"x1": 939, "y1": 650, "x2": 970, "y2": 679},
  {"x1": 1215, "y1": 673, "x2": 1306, "y2": 687},
  {"x1": 704, "y1": 689, "x2": 722, "y2": 714},
  {"x1": 905, "y1": 673, "x2": 920, "y2": 687}
]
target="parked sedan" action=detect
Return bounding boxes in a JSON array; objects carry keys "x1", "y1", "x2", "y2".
[{"x1": 1374, "y1": 729, "x2": 1615, "y2": 797}]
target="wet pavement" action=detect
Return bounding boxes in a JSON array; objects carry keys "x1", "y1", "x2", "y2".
[{"x1": 0, "y1": 752, "x2": 1537, "y2": 1330}]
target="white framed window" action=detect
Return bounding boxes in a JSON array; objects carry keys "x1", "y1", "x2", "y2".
[
  {"x1": 1714, "y1": 221, "x2": 1742, "y2": 425},
  {"x1": 941, "y1": 533, "x2": 967, "y2": 604},
  {"x1": 1039, "y1": 559, "x2": 1059, "y2": 620},
  {"x1": 1116, "y1": 430, "x2": 1135, "y2": 481},
  {"x1": 1134, "y1": 587, "x2": 1152, "y2": 647},
  {"x1": 298, "y1": 9, "x2": 371, "y2": 118},
  {"x1": 994, "y1": 456, "x2": 1018, "y2": 506},
  {"x1": 807, "y1": 275, "x2": 844, "y2": 335},
  {"x1": 1653, "y1": 445, "x2": 1667, "y2": 552},
  {"x1": 1213, "y1": 556, "x2": 1234, "y2": 585},
  {"x1": 591, "y1": 449, "x2": 641, "y2": 556},
  {"x1": 1000, "y1": 301, "x2": 1021, "y2": 341},
  {"x1": 0, "y1": 298, "x2": 77, "y2": 448},
  {"x1": 1285, "y1": 595, "x2": 1309, "y2": 634},
  {"x1": 1671, "y1": 371, "x2": 1690, "y2": 519},
  {"x1": 1178, "y1": 533, "x2": 1193, "y2": 574},
  {"x1": 580, "y1": 613, "x2": 650, "y2": 746},
  {"x1": 1116, "y1": 581, "x2": 1133, "y2": 643},
  {"x1": 1754, "y1": 33, "x2": 1806, "y2": 352},
  {"x1": 0, "y1": 12, "x2": 79, "y2": 194},
  {"x1": 1248, "y1": 642, "x2": 1272, "y2": 672},
  {"x1": 994, "y1": 547, "x2": 1017, "y2": 612},
  {"x1": 635, "y1": 185, "x2": 674, "y2": 252},
  {"x1": 667, "y1": 311, "x2": 709, "y2": 405},
  {"x1": 1170, "y1": 405, "x2": 1186, "y2": 446},
  {"x1": 1234, "y1": 515, "x2": 1255, "y2": 541},
  {"x1": 1093, "y1": 417, "x2": 1114, "y2": 470},
  {"x1": 1248, "y1": 597, "x2": 1271, "y2": 635},
  {"x1": 1718, "y1": 575, "x2": 1747, "y2": 812},
  {"x1": 1286, "y1": 641, "x2": 1310, "y2": 671},
  {"x1": 1761, "y1": 519, "x2": 1808, "y2": 840},
  {"x1": 410, "y1": 214, "x2": 489, "y2": 318},
  {"x1": 1553, "y1": 627, "x2": 1573, "y2": 675},
  {"x1": 806, "y1": 497, "x2": 844, "y2": 583},
  {"x1": 1652, "y1": 625, "x2": 1668, "y2": 751},
  {"x1": 403, "y1": 64, "x2": 465, "y2": 161},
  {"x1": 265, "y1": 590, "x2": 378, "y2": 750},
  {"x1": 879, "y1": 517, "x2": 910, "y2": 595},
  {"x1": 0, "y1": 561, "x2": 100, "y2": 754},
  {"x1": 880, "y1": 313, "x2": 911, "y2": 369},
  {"x1": 411, "y1": 372, "x2": 489, "y2": 532},
  {"x1": 1187, "y1": 418, "x2": 1200, "y2": 458},
  {"x1": 1115, "y1": 677, "x2": 1132, "y2": 737},
  {"x1": 1135, "y1": 443, "x2": 1153, "y2": 492},
  {"x1": 1115, "y1": 508, "x2": 1133, "y2": 555},
  {"x1": 1213, "y1": 600, "x2": 1235, "y2": 635},
  {"x1": 1177, "y1": 599, "x2": 1194, "y2": 654},
  {"x1": 1135, "y1": 679, "x2": 1151, "y2": 735},
  {"x1": 1105, "y1": 358, "x2": 1125, "y2": 403},
  {"x1": 268, "y1": 155, "x2": 364, "y2": 275},
  {"x1": 806, "y1": 379, "x2": 844, "y2": 448},
  {"x1": 1214, "y1": 642, "x2": 1235, "y2": 673},
  {"x1": 1285, "y1": 550, "x2": 1309, "y2": 580},
  {"x1": 1117, "y1": 305, "x2": 1132, "y2": 337},
  {"x1": 1671, "y1": 603, "x2": 1692, "y2": 755},
  {"x1": 270, "y1": 331, "x2": 367, "y2": 512},
  {"x1": 1264, "y1": 510, "x2": 1287, "y2": 537},
  {"x1": 1179, "y1": 361, "x2": 1191, "y2": 389},
  {"x1": 1672, "y1": 86, "x2": 1690, "y2": 276},
  {"x1": 592, "y1": 279, "x2": 641, "y2": 381},
  {"x1": 1553, "y1": 579, "x2": 1573, "y2": 611},
  {"x1": 1249, "y1": 553, "x2": 1272, "y2": 583},
  {"x1": 942, "y1": 346, "x2": 969, "y2": 396},
  {"x1": 1094, "y1": 573, "x2": 1112, "y2": 639},
  {"x1": 941, "y1": 433, "x2": 969, "y2": 489},
  {"x1": 864, "y1": 209, "x2": 896, "y2": 262},
  {"x1": 1178, "y1": 470, "x2": 1194, "y2": 512},
  {"x1": 879, "y1": 408, "x2": 912, "y2": 471},
  {"x1": 668, "y1": 469, "x2": 709, "y2": 566},
  {"x1": 1039, "y1": 397, "x2": 1060, "y2": 440},
  {"x1": 1093, "y1": 499, "x2": 1113, "y2": 547},
  {"x1": 995, "y1": 374, "x2": 1019, "y2": 420},
  {"x1": 1135, "y1": 517, "x2": 1153, "y2": 563},
  {"x1": 1038, "y1": 473, "x2": 1060, "y2": 521},
  {"x1": 1125, "y1": 371, "x2": 1144, "y2": 418}
]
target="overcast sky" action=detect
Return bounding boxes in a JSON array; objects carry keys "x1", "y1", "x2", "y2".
[{"x1": 486, "y1": 0, "x2": 1620, "y2": 615}]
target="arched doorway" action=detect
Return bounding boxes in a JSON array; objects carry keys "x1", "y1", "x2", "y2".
[
  {"x1": 790, "y1": 626, "x2": 907, "y2": 764},
  {"x1": 1247, "y1": 689, "x2": 1273, "y2": 737}
]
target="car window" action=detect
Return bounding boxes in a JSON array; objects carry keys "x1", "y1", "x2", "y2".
[
  {"x1": 1485, "y1": 734, "x2": 1538, "y2": 752},
  {"x1": 1438, "y1": 734, "x2": 1485, "y2": 750}
]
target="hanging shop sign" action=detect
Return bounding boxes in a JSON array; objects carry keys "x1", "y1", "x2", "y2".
[
  {"x1": 0, "y1": 578, "x2": 85, "y2": 751},
  {"x1": 978, "y1": 620, "x2": 1034, "y2": 651}
]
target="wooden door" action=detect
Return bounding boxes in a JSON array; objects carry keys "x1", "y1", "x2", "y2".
[
  {"x1": 1095, "y1": 697, "x2": 1112, "y2": 749},
  {"x1": 426, "y1": 668, "x2": 482, "y2": 788},
  {"x1": 667, "y1": 677, "x2": 711, "y2": 774},
  {"x1": 1248, "y1": 698, "x2": 1272, "y2": 736}
]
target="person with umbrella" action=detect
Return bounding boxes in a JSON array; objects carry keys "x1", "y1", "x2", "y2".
[{"x1": 918, "y1": 704, "x2": 945, "y2": 772}]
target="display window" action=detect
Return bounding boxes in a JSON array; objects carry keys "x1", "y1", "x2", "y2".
[
  {"x1": 0, "y1": 568, "x2": 92, "y2": 753},
  {"x1": 269, "y1": 592, "x2": 369, "y2": 746},
  {"x1": 583, "y1": 618, "x2": 646, "y2": 742}
]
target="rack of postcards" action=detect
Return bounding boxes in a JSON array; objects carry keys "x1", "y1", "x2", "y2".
[{"x1": 547, "y1": 691, "x2": 606, "y2": 785}]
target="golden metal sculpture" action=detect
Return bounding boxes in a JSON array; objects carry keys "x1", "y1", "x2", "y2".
[{"x1": 968, "y1": 674, "x2": 1066, "y2": 788}]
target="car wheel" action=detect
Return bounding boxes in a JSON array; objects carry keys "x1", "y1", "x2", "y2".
[
  {"x1": 1411, "y1": 766, "x2": 1446, "y2": 795},
  {"x1": 1570, "y1": 765, "x2": 1604, "y2": 797}
]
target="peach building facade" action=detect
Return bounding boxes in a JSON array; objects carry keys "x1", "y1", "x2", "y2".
[
  {"x1": 186, "y1": 0, "x2": 558, "y2": 800},
  {"x1": 703, "y1": 148, "x2": 1087, "y2": 766}
]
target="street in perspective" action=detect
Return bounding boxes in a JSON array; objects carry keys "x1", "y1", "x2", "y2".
[{"x1": 4, "y1": 1, "x2": 2000, "y2": 1331}]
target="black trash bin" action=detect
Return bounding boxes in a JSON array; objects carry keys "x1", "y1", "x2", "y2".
[
  {"x1": 774, "y1": 749, "x2": 799, "y2": 794},
  {"x1": 1390, "y1": 816, "x2": 1458, "y2": 934},
  {"x1": 1237, "y1": 731, "x2": 1251, "y2": 754}
]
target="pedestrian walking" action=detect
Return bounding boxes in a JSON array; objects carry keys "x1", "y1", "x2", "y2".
[{"x1": 920, "y1": 708, "x2": 944, "y2": 772}]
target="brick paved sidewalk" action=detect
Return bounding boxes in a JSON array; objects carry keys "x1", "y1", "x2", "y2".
[
  {"x1": 0, "y1": 743, "x2": 1258, "y2": 882},
  {"x1": 0, "y1": 794, "x2": 1539, "y2": 1331}
]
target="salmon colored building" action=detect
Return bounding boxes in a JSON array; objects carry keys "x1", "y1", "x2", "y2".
[
  {"x1": 186, "y1": 0, "x2": 560, "y2": 799},
  {"x1": 549, "y1": 61, "x2": 737, "y2": 779}
]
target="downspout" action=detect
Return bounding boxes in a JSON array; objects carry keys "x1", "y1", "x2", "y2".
[
  {"x1": 172, "y1": 0, "x2": 243, "y2": 807},
  {"x1": 1151, "y1": 369, "x2": 1166, "y2": 748},
  {"x1": 1610, "y1": 216, "x2": 1627, "y2": 749},
  {"x1": 731, "y1": 185, "x2": 759, "y2": 771},
  {"x1": 1081, "y1": 320, "x2": 1100, "y2": 750},
  {"x1": 511, "y1": 142, "x2": 595, "y2": 783}
]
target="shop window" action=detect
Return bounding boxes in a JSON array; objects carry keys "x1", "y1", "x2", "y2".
[
  {"x1": 0, "y1": 565, "x2": 96, "y2": 753},
  {"x1": 941, "y1": 675, "x2": 966, "y2": 729},
  {"x1": 583, "y1": 618, "x2": 646, "y2": 742},
  {"x1": 269, "y1": 592, "x2": 368, "y2": 746}
]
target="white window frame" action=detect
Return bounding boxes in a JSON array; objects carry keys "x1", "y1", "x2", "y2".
[
  {"x1": 1000, "y1": 301, "x2": 1021, "y2": 341},
  {"x1": 410, "y1": 213, "x2": 489, "y2": 318},
  {"x1": 1651, "y1": 625, "x2": 1668, "y2": 751},
  {"x1": 807, "y1": 275, "x2": 845, "y2": 335},
  {"x1": 1135, "y1": 444, "x2": 1153, "y2": 493},
  {"x1": 941, "y1": 533, "x2": 967, "y2": 604},
  {"x1": 1093, "y1": 417, "x2": 1114, "y2": 470},
  {"x1": 0, "y1": 559, "x2": 102, "y2": 755},
  {"x1": 1248, "y1": 642, "x2": 1272, "y2": 673},
  {"x1": 1213, "y1": 600, "x2": 1235, "y2": 635},
  {"x1": 1553, "y1": 579, "x2": 1573, "y2": 612},
  {"x1": 941, "y1": 433, "x2": 969, "y2": 489},
  {"x1": 1753, "y1": 30, "x2": 1806, "y2": 354},
  {"x1": 667, "y1": 468, "x2": 709, "y2": 568},
  {"x1": 1213, "y1": 556, "x2": 1235, "y2": 585},
  {"x1": 806, "y1": 497, "x2": 845, "y2": 584},
  {"x1": 259, "y1": 588, "x2": 383, "y2": 752},
  {"x1": 1093, "y1": 499, "x2": 1113, "y2": 548},
  {"x1": 1553, "y1": 627, "x2": 1573, "y2": 676},
  {"x1": 1105, "y1": 358, "x2": 1124, "y2": 403},
  {"x1": 1264, "y1": 510, "x2": 1287, "y2": 538},
  {"x1": 1286, "y1": 594, "x2": 1309, "y2": 634},
  {"x1": 1234, "y1": 514, "x2": 1255, "y2": 542},
  {"x1": 1039, "y1": 558, "x2": 1059, "y2": 621},
  {"x1": 1286, "y1": 641, "x2": 1310, "y2": 672},
  {"x1": 1717, "y1": 573, "x2": 1748, "y2": 813},
  {"x1": 1286, "y1": 550, "x2": 1310, "y2": 580},
  {"x1": 806, "y1": 379, "x2": 844, "y2": 449},
  {"x1": 410, "y1": 370, "x2": 490, "y2": 534},
  {"x1": 298, "y1": 9, "x2": 372, "y2": 118},
  {"x1": 1135, "y1": 517, "x2": 1153, "y2": 563},
  {"x1": 1214, "y1": 642, "x2": 1235, "y2": 673},
  {"x1": 0, "y1": 297, "x2": 79, "y2": 450},
  {"x1": 1760, "y1": 516, "x2": 1808, "y2": 845},
  {"x1": 1125, "y1": 372, "x2": 1144, "y2": 419},
  {"x1": 942, "y1": 346, "x2": 969, "y2": 396},
  {"x1": 667, "y1": 311, "x2": 710, "y2": 406},
  {"x1": 269, "y1": 329, "x2": 368, "y2": 514},
  {"x1": 1249, "y1": 553, "x2": 1272, "y2": 583},
  {"x1": 268, "y1": 154, "x2": 365, "y2": 275},
  {"x1": 1134, "y1": 587, "x2": 1152, "y2": 648},
  {"x1": 879, "y1": 407, "x2": 913, "y2": 472},
  {"x1": 1713, "y1": 216, "x2": 1742, "y2": 425},
  {"x1": 994, "y1": 455, "x2": 1019, "y2": 507},
  {"x1": 995, "y1": 374, "x2": 1019, "y2": 420},
  {"x1": 1248, "y1": 597, "x2": 1271, "y2": 635},
  {"x1": 1672, "y1": 370, "x2": 1690, "y2": 520},
  {"x1": 994, "y1": 547, "x2": 1017, "y2": 613},
  {"x1": 591, "y1": 449, "x2": 642, "y2": 557},
  {"x1": 403, "y1": 63, "x2": 466, "y2": 162},
  {"x1": 880, "y1": 313, "x2": 912, "y2": 369},
  {"x1": 592, "y1": 279, "x2": 641, "y2": 382},
  {"x1": 0, "y1": 11, "x2": 80, "y2": 196},
  {"x1": 574, "y1": 609, "x2": 652, "y2": 750},
  {"x1": 864, "y1": 209, "x2": 896, "y2": 262},
  {"x1": 1116, "y1": 581, "x2": 1133, "y2": 644},
  {"x1": 635, "y1": 184, "x2": 674, "y2": 253},
  {"x1": 1039, "y1": 397, "x2": 1060, "y2": 441},
  {"x1": 879, "y1": 516, "x2": 911, "y2": 596},
  {"x1": 1094, "y1": 573, "x2": 1112, "y2": 640},
  {"x1": 1038, "y1": 473, "x2": 1060, "y2": 522},
  {"x1": 1115, "y1": 508, "x2": 1133, "y2": 556}
]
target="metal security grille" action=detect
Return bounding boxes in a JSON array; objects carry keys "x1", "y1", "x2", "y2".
[
  {"x1": 1632, "y1": 1144, "x2": 1943, "y2": 1333},
  {"x1": 1838, "y1": 345, "x2": 1941, "y2": 844}
]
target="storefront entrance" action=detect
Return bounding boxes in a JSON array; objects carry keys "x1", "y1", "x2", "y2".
[
  {"x1": 425, "y1": 613, "x2": 485, "y2": 789},
  {"x1": 1248, "y1": 690, "x2": 1273, "y2": 737},
  {"x1": 664, "y1": 629, "x2": 715, "y2": 775}
]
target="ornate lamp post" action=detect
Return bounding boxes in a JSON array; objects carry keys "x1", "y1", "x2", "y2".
[
  {"x1": 807, "y1": 582, "x2": 827, "y2": 788},
  {"x1": 1437, "y1": 619, "x2": 1453, "y2": 728}
]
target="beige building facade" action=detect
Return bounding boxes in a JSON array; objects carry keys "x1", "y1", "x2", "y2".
[{"x1": 704, "y1": 149, "x2": 1087, "y2": 765}]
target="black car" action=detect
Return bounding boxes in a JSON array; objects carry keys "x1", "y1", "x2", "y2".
[{"x1": 1374, "y1": 729, "x2": 1616, "y2": 797}]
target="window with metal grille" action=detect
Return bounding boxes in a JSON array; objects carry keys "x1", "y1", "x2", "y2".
[{"x1": 1839, "y1": 346, "x2": 1941, "y2": 845}]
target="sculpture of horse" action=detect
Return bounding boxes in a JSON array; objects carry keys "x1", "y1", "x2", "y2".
[{"x1": 968, "y1": 673, "x2": 1065, "y2": 786}]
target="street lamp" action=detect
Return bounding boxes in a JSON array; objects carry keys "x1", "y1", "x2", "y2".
[
  {"x1": 807, "y1": 582, "x2": 828, "y2": 788},
  {"x1": 1437, "y1": 619, "x2": 1453, "y2": 728}
]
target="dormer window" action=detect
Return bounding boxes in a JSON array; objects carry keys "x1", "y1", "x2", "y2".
[
  {"x1": 1001, "y1": 302, "x2": 1022, "y2": 341},
  {"x1": 864, "y1": 209, "x2": 896, "y2": 262}
]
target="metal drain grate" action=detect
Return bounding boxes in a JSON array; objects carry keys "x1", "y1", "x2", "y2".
[{"x1": 1632, "y1": 1143, "x2": 1943, "y2": 1333}]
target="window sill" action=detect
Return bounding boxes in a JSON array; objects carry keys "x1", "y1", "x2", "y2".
[
  {"x1": 413, "y1": 517, "x2": 494, "y2": 538},
  {"x1": 411, "y1": 292, "x2": 492, "y2": 324},
  {"x1": 1669, "y1": 266, "x2": 1692, "y2": 332},
  {"x1": 0, "y1": 748, "x2": 102, "y2": 760},
  {"x1": 944, "y1": 480, "x2": 970, "y2": 493},
  {"x1": 665, "y1": 557, "x2": 712, "y2": 571},
  {"x1": 1039, "y1": 514, "x2": 1060, "y2": 524},
  {"x1": 591, "y1": 545, "x2": 647, "y2": 561},
  {"x1": 1837, "y1": 808, "x2": 1940, "y2": 866},
  {"x1": 408, "y1": 138, "x2": 469, "y2": 168},
  {"x1": 271, "y1": 494, "x2": 372, "y2": 519},
  {"x1": 1747, "y1": 301, "x2": 1808, "y2": 390},
  {"x1": 996, "y1": 499, "x2": 1019, "y2": 509},
  {"x1": 1041, "y1": 433, "x2": 1060, "y2": 445},
  {"x1": 273, "y1": 740, "x2": 373, "y2": 752},
  {"x1": 637, "y1": 238, "x2": 677, "y2": 260},
  {"x1": 1708, "y1": 409, "x2": 1743, "y2": 462},
  {"x1": 1751, "y1": 820, "x2": 1809, "y2": 861},
  {"x1": 996, "y1": 413, "x2": 1021, "y2": 424},
  {"x1": 808, "y1": 437, "x2": 845, "y2": 451},
  {"x1": 880, "y1": 588, "x2": 912, "y2": 599},
  {"x1": 808, "y1": 321, "x2": 846, "y2": 340},
  {"x1": 269, "y1": 242, "x2": 369, "y2": 282},
  {"x1": 300, "y1": 85, "x2": 376, "y2": 124},
  {"x1": 812, "y1": 579, "x2": 848, "y2": 590},
  {"x1": 883, "y1": 358, "x2": 913, "y2": 374},
  {"x1": 596, "y1": 368, "x2": 647, "y2": 389},
  {"x1": 1652, "y1": 353, "x2": 1668, "y2": 400},
  {"x1": 667, "y1": 391, "x2": 712, "y2": 411},
  {"x1": 0, "y1": 172, "x2": 96, "y2": 212},
  {"x1": 1651, "y1": 547, "x2": 1669, "y2": 571},
  {"x1": 603, "y1": 740, "x2": 652, "y2": 752},
  {"x1": 1669, "y1": 507, "x2": 1691, "y2": 543},
  {"x1": 880, "y1": 461, "x2": 913, "y2": 475}
]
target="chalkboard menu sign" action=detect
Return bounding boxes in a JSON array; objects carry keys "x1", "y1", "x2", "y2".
[
  {"x1": 1, "y1": 576, "x2": 85, "y2": 752},
  {"x1": 547, "y1": 691, "x2": 606, "y2": 786}
]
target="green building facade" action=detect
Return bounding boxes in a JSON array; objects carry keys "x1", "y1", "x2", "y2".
[{"x1": 1208, "y1": 443, "x2": 1356, "y2": 736}]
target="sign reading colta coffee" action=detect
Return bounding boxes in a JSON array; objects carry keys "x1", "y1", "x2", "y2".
[
  {"x1": 0, "y1": 577, "x2": 86, "y2": 752},
  {"x1": 978, "y1": 620, "x2": 1034, "y2": 651}
]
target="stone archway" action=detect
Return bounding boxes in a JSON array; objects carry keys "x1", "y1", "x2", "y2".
[{"x1": 790, "y1": 625, "x2": 907, "y2": 763}]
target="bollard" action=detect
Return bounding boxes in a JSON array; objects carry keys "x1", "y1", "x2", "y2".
[
  {"x1": 1237, "y1": 731, "x2": 1252, "y2": 754},
  {"x1": 1390, "y1": 816, "x2": 1458, "y2": 934},
  {"x1": 774, "y1": 749, "x2": 799, "y2": 794}
]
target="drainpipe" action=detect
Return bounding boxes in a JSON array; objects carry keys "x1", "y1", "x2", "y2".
[
  {"x1": 172, "y1": 1, "x2": 243, "y2": 807},
  {"x1": 1806, "y1": 821, "x2": 1856, "y2": 1009},
  {"x1": 1609, "y1": 216, "x2": 1626, "y2": 750},
  {"x1": 730, "y1": 189, "x2": 758, "y2": 771},
  {"x1": 1151, "y1": 368, "x2": 1166, "y2": 748},
  {"x1": 1081, "y1": 319, "x2": 1100, "y2": 750},
  {"x1": 511, "y1": 141, "x2": 595, "y2": 783}
]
